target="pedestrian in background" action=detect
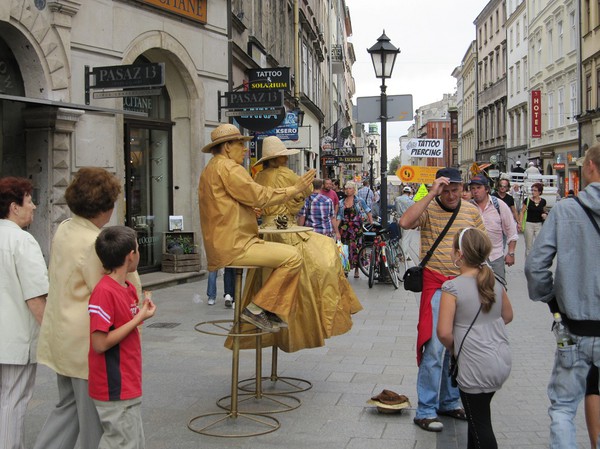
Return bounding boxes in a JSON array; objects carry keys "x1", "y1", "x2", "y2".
[
  {"x1": 206, "y1": 268, "x2": 234, "y2": 307},
  {"x1": 298, "y1": 178, "x2": 339, "y2": 239},
  {"x1": 400, "y1": 167, "x2": 485, "y2": 433},
  {"x1": 356, "y1": 180, "x2": 375, "y2": 210},
  {"x1": 469, "y1": 175, "x2": 518, "y2": 282},
  {"x1": 35, "y1": 168, "x2": 142, "y2": 449},
  {"x1": 0, "y1": 177, "x2": 48, "y2": 449},
  {"x1": 493, "y1": 178, "x2": 519, "y2": 223},
  {"x1": 338, "y1": 181, "x2": 372, "y2": 278},
  {"x1": 525, "y1": 144, "x2": 600, "y2": 449},
  {"x1": 438, "y1": 227, "x2": 513, "y2": 449},
  {"x1": 585, "y1": 365, "x2": 600, "y2": 449},
  {"x1": 518, "y1": 182, "x2": 548, "y2": 256}
]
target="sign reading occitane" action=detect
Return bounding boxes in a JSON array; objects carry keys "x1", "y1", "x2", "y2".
[{"x1": 134, "y1": 0, "x2": 207, "y2": 24}]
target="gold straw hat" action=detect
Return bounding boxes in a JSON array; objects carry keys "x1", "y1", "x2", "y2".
[
  {"x1": 201, "y1": 124, "x2": 252, "y2": 153},
  {"x1": 253, "y1": 136, "x2": 300, "y2": 166}
]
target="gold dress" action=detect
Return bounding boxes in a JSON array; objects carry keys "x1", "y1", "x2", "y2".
[{"x1": 228, "y1": 166, "x2": 362, "y2": 353}]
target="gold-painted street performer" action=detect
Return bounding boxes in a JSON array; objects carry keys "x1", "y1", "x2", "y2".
[
  {"x1": 198, "y1": 124, "x2": 315, "y2": 332},
  {"x1": 233, "y1": 136, "x2": 362, "y2": 352}
]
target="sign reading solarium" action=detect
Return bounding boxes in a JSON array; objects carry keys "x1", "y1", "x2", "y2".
[
  {"x1": 405, "y1": 139, "x2": 444, "y2": 158},
  {"x1": 247, "y1": 68, "x2": 290, "y2": 92}
]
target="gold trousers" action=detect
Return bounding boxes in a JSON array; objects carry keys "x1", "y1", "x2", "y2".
[{"x1": 230, "y1": 240, "x2": 301, "y2": 318}]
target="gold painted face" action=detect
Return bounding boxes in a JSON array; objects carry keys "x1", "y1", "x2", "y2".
[{"x1": 224, "y1": 139, "x2": 248, "y2": 164}]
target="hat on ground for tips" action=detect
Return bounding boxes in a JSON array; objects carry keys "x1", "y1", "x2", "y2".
[
  {"x1": 468, "y1": 174, "x2": 489, "y2": 186},
  {"x1": 253, "y1": 136, "x2": 300, "y2": 166},
  {"x1": 435, "y1": 167, "x2": 462, "y2": 183},
  {"x1": 201, "y1": 124, "x2": 252, "y2": 153}
]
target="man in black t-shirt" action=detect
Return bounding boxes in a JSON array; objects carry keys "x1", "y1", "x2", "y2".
[{"x1": 493, "y1": 178, "x2": 519, "y2": 223}]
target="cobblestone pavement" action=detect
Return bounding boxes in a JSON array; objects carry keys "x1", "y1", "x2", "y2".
[{"x1": 24, "y1": 235, "x2": 589, "y2": 448}]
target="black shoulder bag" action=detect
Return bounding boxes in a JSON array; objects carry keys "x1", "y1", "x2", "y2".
[
  {"x1": 449, "y1": 304, "x2": 482, "y2": 388},
  {"x1": 403, "y1": 202, "x2": 460, "y2": 292}
]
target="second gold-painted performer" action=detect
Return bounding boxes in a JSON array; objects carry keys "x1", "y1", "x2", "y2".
[{"x1": 233, "y1": 136, "x2": 362, "y2": 352}]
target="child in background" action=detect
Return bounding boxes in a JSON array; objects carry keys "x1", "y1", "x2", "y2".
[
  {"x1": 437, "y1": 227, "x2": 513, "y2": 449},
  {"x1": 88, "y1": 226, "x2": 156, "y2": 449}
]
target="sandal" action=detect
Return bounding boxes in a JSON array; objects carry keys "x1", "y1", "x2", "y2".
[
  {"x1": 413, "y1": 417, "x2": 443, "y2": 432},
  {"x1": 438, "y1": 408, "x2": 467, "y2": 421}
]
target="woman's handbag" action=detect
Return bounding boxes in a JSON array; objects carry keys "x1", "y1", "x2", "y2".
[
  {"x1": 336, "y1": 240, "x2": 350, "y2": 273},
  {"x1": 521, "y1": 197, "x2": 530, "y2": 231},
  {"x1": 403, "y1": 205, "x2": 460, "y2": 292},
  {"x1": 449, "y1": 305, "x2": 482, "y2": 388}
]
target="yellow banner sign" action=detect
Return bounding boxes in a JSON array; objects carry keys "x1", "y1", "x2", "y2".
[
  {"x1": 134, "y1": 0, "x2": 207, "y2": 24},
  {"x1": 396, "y1": 165, "x2": 441, "y2": 184},
  {"x1": 413, "y1": 183, "x2": 429, "y2": 202}
]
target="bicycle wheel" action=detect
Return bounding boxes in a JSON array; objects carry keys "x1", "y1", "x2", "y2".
[
  {"x1": 358, "y1": 245, "x2": 372, "y2": 277},
  {"x1": 384, "y1": 246, "x2": 399, "y2": 289},
  {"x1": 391, "y1": 239, "x2": 408, "y2": 281},
  {"x1": 368, "y1": 246, "x2": 376, "y2": 288}
]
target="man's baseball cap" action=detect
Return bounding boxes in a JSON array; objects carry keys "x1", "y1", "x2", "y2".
[
  {"x1": 435, "y1": 167, "x2": 462, "y2": 183},
  {"x1": 403, "y1": 186, "x2": 412, "y2": 193},
  {"x1": 468, "y1": 174, "x2": 489, "y2": 186}
]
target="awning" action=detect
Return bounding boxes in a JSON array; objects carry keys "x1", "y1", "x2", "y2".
[{"x1": 0, "y1": 93, "x2": 147, "y2": 117}]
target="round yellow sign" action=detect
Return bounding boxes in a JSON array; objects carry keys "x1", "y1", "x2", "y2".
[{"x1": 399, "y1": 166, "x2": 415, "y2": 182}]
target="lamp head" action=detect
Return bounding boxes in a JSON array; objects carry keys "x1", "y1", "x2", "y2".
[{"x1": 367, "y1": 31, "x2": 400, "y2": 79}]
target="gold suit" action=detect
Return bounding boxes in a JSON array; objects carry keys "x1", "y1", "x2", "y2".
[
  {"x1": 198, "y1": 154, "x2": 302, "y2": 318},
  {"x1": 229, "y1": 165, "x2": 363, "y2": 352}
]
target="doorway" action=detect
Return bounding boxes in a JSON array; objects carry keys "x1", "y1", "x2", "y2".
[{"x1": 125, "y1": 123, "x2": 172, "y2": 272}]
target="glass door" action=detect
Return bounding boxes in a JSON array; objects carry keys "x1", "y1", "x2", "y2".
[{"x1": 125, "y1": 125, "x2": 171, "y2": 272}]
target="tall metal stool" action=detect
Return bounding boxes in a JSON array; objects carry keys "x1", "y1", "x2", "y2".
[
  {"x1": 188, "y1": 266, "x2": 280, "y2": 437},
  {"x1": 236, "y1": 226, "x2": 314, "y2": 395}
]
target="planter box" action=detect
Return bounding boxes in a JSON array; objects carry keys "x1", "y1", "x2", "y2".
[{"x1": 161, "y1": 253, "x2": 201, "y2": 273}]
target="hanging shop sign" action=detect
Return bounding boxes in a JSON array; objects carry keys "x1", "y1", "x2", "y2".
[
  {"x1": 404, "y1": 139, "x2": 444, "y2": 158},
  {"x1": 219, "y1": 89, "x2": 286, "y2": 132},
  {"x1": 132, "y1": 0, "x2": 207, "y2": 24},
  {"x1": 254, "y1": 111, "x2": 298, "y2": 141},
  {"x1": 247, "y1": 68, "x2": 291, "y2": 92},
  {"x1": 339, "y1": 156, "x2": 363, "y2": 164},
  {"x1": 322, "y1": 156, "x2": 338, "y2": 166},
  {"x1": 531, "y1": 90, "x2": 542, "y2": 138},
  {"x1": 397, "y1": 165, "x2": 440, "y2": 184},
  {"x1": 85, "y1": 63, "x2": 165, "y2": 104}
]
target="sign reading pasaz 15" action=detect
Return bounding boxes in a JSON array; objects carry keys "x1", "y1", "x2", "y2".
[{"x1": 405, "y1": 139, "x2": 444, "y2": 158}]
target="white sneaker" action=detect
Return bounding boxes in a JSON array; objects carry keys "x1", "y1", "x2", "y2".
[
  {"x1": 207, "y1": 297, "x2": 216, "y2": 306},
  {"x1": 224, "y1": 294, "x2": 233, "y2": 308}
]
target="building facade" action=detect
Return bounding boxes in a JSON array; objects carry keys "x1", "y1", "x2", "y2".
[
  {"x1": 475, "y1": 0, "x2": 508, "y2": 169},
  {"x1": 1, "y1": 0, "x2": 227, "y2": 273},
  {"x1": 506, "y1": 0, "x2": 529, "y2": 169},
  {"x1": 528, "y1": 0, "x2": 579, "y2": 194},
  {"x1": 579, "y1": 0, "x2": 600, "y2": 190}
]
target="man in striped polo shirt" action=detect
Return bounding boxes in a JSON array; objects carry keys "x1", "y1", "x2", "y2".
[{"x1": 400, "y1": 167, "x2": 485, "y2": 433}]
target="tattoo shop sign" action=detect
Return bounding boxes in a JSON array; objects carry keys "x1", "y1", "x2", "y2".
[{"x1": 405, "y1": 139, "x2": 444, "y2": 158}]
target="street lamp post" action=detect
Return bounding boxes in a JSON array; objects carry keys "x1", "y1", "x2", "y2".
[
  {"x1": 368, "y1": 141, "x2": 377, "y2": 191},
  {"x1": 368, "y1": 31, "x2": 400, "y2": 228}
]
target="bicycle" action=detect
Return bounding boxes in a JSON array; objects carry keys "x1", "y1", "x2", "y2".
[{"x1": 358, "y1": 222, "x2": 408, "y2": 284}]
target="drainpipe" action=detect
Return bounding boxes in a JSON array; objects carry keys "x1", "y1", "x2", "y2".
[{"x1": 294, "y1": 0, "x2": 300, "y2": 103}]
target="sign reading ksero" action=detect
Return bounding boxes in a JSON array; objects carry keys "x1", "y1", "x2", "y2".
[{"x1": 405, "y1": 139, "x2": 444, "y2": 158}]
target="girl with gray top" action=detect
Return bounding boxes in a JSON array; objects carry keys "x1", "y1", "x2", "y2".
[{"x1": 437, "y1": 228, "x2": 513, "y2": 449}]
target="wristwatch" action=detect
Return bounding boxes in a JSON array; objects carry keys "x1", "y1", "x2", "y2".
[{"x1": 507, "y1": 252, "x2": 515, "y2": 257}]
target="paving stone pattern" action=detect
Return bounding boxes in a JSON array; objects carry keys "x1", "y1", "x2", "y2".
[{"x1": 24, "y1": 235, "x2": 589, "y2": 448}]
